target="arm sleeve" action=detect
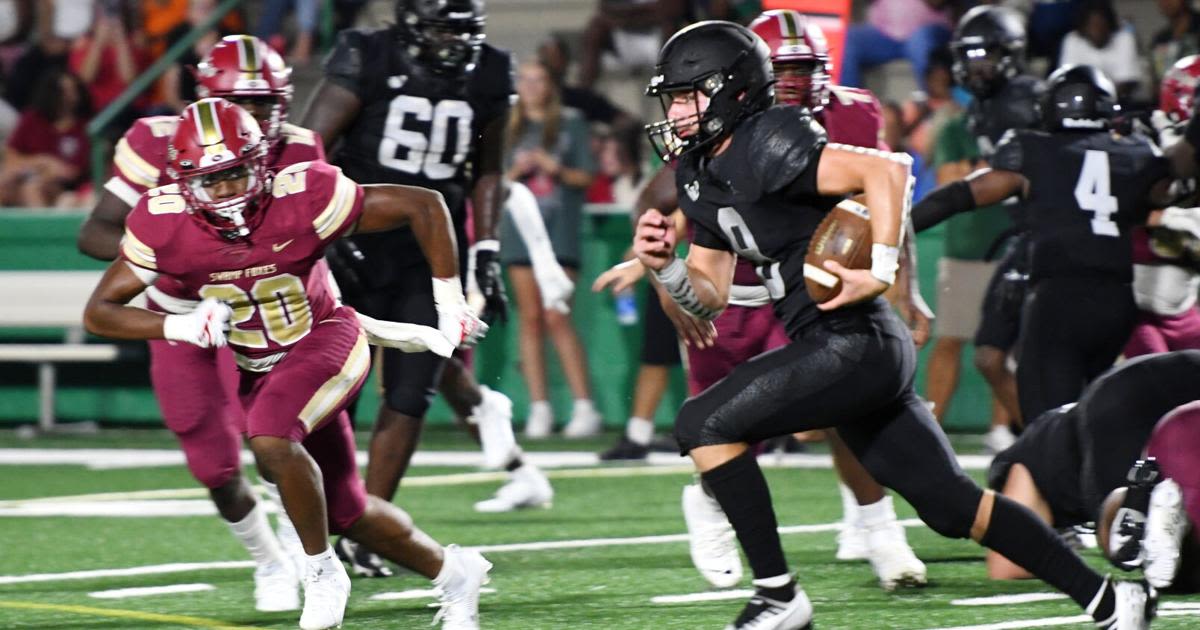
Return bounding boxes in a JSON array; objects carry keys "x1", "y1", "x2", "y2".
[
  {"x1": 322, "y1": 29, "x2": 370, "y2": 99},
  {"x1": 304, "y1": 161, "x2": 365, "y2": 241}
]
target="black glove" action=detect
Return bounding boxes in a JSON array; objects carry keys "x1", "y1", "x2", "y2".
[{"x1": 471, "y1": 239, "x2": 508, "y2": 324}]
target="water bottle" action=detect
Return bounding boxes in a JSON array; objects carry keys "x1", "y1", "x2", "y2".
[{"x1": 615, "y1": 288, "x2": 638, "y2": 326}]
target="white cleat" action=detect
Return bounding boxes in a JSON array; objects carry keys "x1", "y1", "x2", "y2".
[
  {"x1": 724, "y1": 584, "x2": 813, "y2": 630},
  {"x1": 983, "y1": 425, "x2": 1017, "y2": 454},
  {"x1": 523, "y1": 401, "x2": 554, "y2": 439},
  {"x1": 474, "y1": 464, "x2": 554, "y2": 513},
  {"x1": 433, "y1": 545, "x2": 493, "y2": 630},
  {"x1": 1144, "y1": 479, "x2": 1188, "y2": 589},
  {"x1": 562, "y1": 400, "x2": 602, "y2": 438},
  {"x1": 253, "y1": 561, "x2": 300, "y2": 612},
  {"x1": 471, "y1": 386, "x2": 517, "y2": 469},
  {"x1": 865, "y1": 520, "x2": 928, "y2": 591},
  {"x1": 1094, "y1": 579, "x2": 1156, "y2": 630},
  {"x1": 298, "y1": 556, "x2": 350, "y2": 630},
  {"x1": 682, "y1": 483, "x2": 743, "y2": 588},
  {"x1": 835, "y1": 523, "x2": 869, "y2": 561}
]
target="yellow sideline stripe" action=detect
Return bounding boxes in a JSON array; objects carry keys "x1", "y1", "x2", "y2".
[{"x1": 0, "y1": 600, "x2": 257, "y2": 629}]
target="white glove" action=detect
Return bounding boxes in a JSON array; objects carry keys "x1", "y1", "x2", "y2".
[
  {"x1": 163, "y1": 297, "x2": 232, "y2": 348},
  {"x1": 432, "y1": 276, "x2": 489, "y2": 349},
  {"x1": 355, "y1": 311, "x2": 455, "y2": 357},
  {"x1": 533, "y1": 262, "x2": 574, "y2": 314},
  {"x1": 1161, "y1": 206, "x2": 1200, "y2": 240}
]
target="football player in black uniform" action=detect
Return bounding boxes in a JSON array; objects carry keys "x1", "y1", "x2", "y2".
[
  {"x1": 301, "y1": 0, "x2": 552, "y2": 572},
  {"x1": 636, "y1": 21, "x2": 1153, "y2": 630},
  {"x1": 986, "y1": 351, "x2": 1200, "y2": 592},
  {"x1": 946, "y1": 5, "x2": 1043, "y2": 429},
  {"x1": 914, "y1": 65, "x2": 1174, "y2": 423}
]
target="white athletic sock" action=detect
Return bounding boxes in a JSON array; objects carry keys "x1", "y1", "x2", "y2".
[
  {"x1": 529, "y1": 400, "x2": 552, "y2": 415},
  {"x1": 626, "y1": 416, "x2": 654, "y2": 445},
  {"x1": 857, "y1": 495, "x2": 898, "y2": 529},
  {"x1": 753, "y1": 574, "x2": 792, "y2": 589},
  {"x1": 838, "y1": 483, "x2": 859, "y2": 525},
  {"x1": 572, "y1": 399, "x2": 596, "y2": 415},
  {"x1": 432, "y1": 546, "x2": 462, "y2": 588},
  {"x1": 228, "y1": 503, "x2": 288, "y2": 569},
  {"x1": 260, "y1": 479, "x2": 303, "y2": 557},
  {"x1": 306, "y1": 545, "x2": 339, "y2": 574}
]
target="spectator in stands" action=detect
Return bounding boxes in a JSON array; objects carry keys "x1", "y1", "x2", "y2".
[
  {"x1": 839, "y1": 0, "x2": 957, "y2": 90},
  {"x1": 500, "y1": 60, "x2": 600, "y2": 438},
  {"x1": 160, "y1": 0, "x2": 222, "y2": 112},
  {"x1": 538, "y1": 35, "x2": 634, "y2": 128},
  {"x1": 0, "y1": 0, "x2": 33, "y2": 142},
  {"x1": 257, "y1": 0, "x2": 317, "y2": 64},
  {"x1": 686, "y1": 0, "x2": 761, "y2": 24},
  {"x1": 586, "y1": 122, "x2": 643, "y2": 207},
  {"x1": 7, "y1": 0, "x2": 72, "y2": 112},
  {"x1": 1152, "y1": 0, "x2": 1200, "y2": 89},
  {"x1": 1058, "y1": 0, "x2": 1141, "y2": 101},
  {"x1": 577, "y1": 0, "x2": 683, "y2": 89},
  {"x1": 0, "y1": 68, "x2": 91, "y2": 208},
  {"x1": 69, "y1": 1, "x2": 149, "y2": 116},
  {"x1": 1024, "y1": 0, "x2": 1082, "y2": 63}
]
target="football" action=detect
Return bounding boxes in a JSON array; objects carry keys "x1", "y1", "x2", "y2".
[{"x1": 804, "y1": 199, "x2": 873, "y2": 303}]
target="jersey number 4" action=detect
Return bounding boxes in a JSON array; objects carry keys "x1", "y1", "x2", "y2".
[
  {"x1": 378, "y1": 95, "x2": 473, "y2": 180},
  {"x1": 1074, "y1": 150, "x2": 1119, "y2": 237}
]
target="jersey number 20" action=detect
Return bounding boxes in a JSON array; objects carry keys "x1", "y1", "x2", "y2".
[
  {"x1": 378, "y1": 95, "x2": 473, "y2": 180},
  {"x1": 1074, "y1": 150, "x2": 1119, "y2": 237}
]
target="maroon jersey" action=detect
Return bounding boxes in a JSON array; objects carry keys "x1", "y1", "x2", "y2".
[
  {"x1": 819, "y1": 85, "x2": 887, "y2": 150},
  {"x1": 106, "y1": 117, "x2": 325, "y2": 207},
  {"x1": 121, "y1": 160, "x2": 364, "y2": 369}
]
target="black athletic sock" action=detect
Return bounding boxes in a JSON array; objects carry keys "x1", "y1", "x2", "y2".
[
  {"x1": 981, "y1": 495, "x2": 1113, "y2": 620},
  {"x1": 700, "y1": 450, "x2": 789, "y2": 581},
  {"x1": 505, "y1": 457, "x2": 523, "y2": 472}
]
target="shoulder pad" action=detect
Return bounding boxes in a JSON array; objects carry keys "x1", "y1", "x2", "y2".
[
  {"x1": 285, "y1": 161, "x2": 362, "y2": 240},
  {"x1": 122, "y1": 183, "x2": 188, "y2": 270},
  {"x1": 474, "y1": 44, "x2": 516, "y2": 101},
  {"x1": 991, "y1": 128, "x2": 1027, "y2": 172},
  {"x1": 277, "y1": 123, "x2": 326, "y2": 163},
  {"x1": 747, "y1": 107, "x2": 827, "y2": 195},
  {"x1": 323, "y1": 28, "x2": 375, "y2": 89},
  {"x1": 113, "y1": 116, "x2": 176, "y2": 191}
]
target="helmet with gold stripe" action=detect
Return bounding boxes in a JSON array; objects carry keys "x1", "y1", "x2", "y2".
[
  {"x1": 167, "y1": 98, "x2": 269, "y2": 238},
  {"x1": 749, "y1": 10, "x2": 831, "y2": 111},
  {"x1": 194, "y1": 35, "x2": 292, "y2": 146}
]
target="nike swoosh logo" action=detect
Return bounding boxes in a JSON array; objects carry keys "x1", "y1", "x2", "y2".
[{"x1": 272, "y1": 239, "x2": 294, "y2": 253}]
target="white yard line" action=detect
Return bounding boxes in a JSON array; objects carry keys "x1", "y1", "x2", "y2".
[
  {"x1": 950, "y1": 593, "x2": 1069, "y2": 606},
  {"x1": 88, "y1": 583, "x2": 215, "y2": 599},
  {"x1": 651, "y1": 590, "x2": 754, "y2": 604},
  {"x1": 369, "y1": 587, "x2": 496, "y2": 601},
  {"x1": 0, "y1": 519, "x2": 924, "y2": 585}
]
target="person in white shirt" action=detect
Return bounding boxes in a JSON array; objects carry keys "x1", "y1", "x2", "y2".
[{"x1": 1058, "y1": 0, "x2": 1142, "y2": 100}]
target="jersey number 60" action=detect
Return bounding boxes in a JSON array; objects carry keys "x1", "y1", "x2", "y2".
[{"x1": 378, "y1": 95, "x2": 473, "y2": 180}]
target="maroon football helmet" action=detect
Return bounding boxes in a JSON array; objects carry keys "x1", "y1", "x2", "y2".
[
  {"x1": 194, "y1": 35, "x2": 292, "y2": 144},
  {"x1": 750, "y1": 10, "x2": 832, "y2": 111}
]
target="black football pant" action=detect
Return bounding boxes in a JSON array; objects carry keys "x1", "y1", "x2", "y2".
[
  {"x1": 1078, "y1": 351, "x2": 1200, "y2": 517},
  {"x1": 1016, "y1": 278, "x2": 1137, "y2": 424},
  {"x1": 973, "y1": 234, "x2": 1029, "y2": 352},
  {"x1": 674, "y1": 299, "x2": 981, "y2": 539}
]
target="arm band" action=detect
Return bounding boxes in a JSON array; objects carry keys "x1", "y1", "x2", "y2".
[
  {"x1": 912, "y1": 179, "x2": 977, "y2": 232},
  {"x1": 871, "y1": 243, "x2": 900, "y2": 286},
  {"x1": 653, "y1": 258, "x2": 721, "y2": 321}
]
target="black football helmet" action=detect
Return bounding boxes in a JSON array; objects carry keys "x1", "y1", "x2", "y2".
[
  {"x1": 950, "y1": 5, "x2": 1026, "y2": 98},
  {"x1": 1041, "y1": 64, "x2": 1119, "y2": 131},
  {"x1": 395, "y1": 0, "x2": 485, "y2": 75},
  {"x1": 645, "y1": 20, "x2": 775, "y2": 161}
]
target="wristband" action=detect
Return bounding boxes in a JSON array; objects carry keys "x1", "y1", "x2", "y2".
[
  {"x1": 432, "y1": 276, "x2": 466, "y2": 306},
  {"x1": 162, "y1": 313, "x2": 193, "y2": 343},
  {"x1": 471, "y1": 239, "x2": 500, "y2": 253},
  {"x1": 870, "y1": 243, "x2": 900, "y2": 286}
]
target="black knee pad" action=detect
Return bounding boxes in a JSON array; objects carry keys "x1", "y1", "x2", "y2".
[
  {"x1": 384, "y1": 384, "x2": 437, "y2": 419},
  {"x1": 673, "y1": 399, "x2": 709, "y2": 454},
  {"x1": 913, "y1": 475, "x2": 984, "y2": 539}
]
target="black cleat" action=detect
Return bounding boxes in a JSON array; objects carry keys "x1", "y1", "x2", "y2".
[
  {"x1": 725, "y1": 585, "x2": 814, "y2": 630},
  {"x1": 599, "y1": 437, "x2": 650, "y2": 461},
  {"x1": 334, "y1": 536, "x2": 394, "y2": 578}
]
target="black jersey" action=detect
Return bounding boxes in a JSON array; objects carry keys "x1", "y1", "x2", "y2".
[
  {"x1": 992, "y1": 129, "x2": 1169, "y2": 283},
  {"x1": 323, "y1": 27, "x2": 513, "y2": 280},
  {"x1": 675, "y1": 105, "x2": 855, "y2": 336},
  {"x1": 987, "y1": 404, "x2": 1087, "y2": 527},
  {"x1": 967, "y1": 74, "x2": 1043, "y2": 158}
]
